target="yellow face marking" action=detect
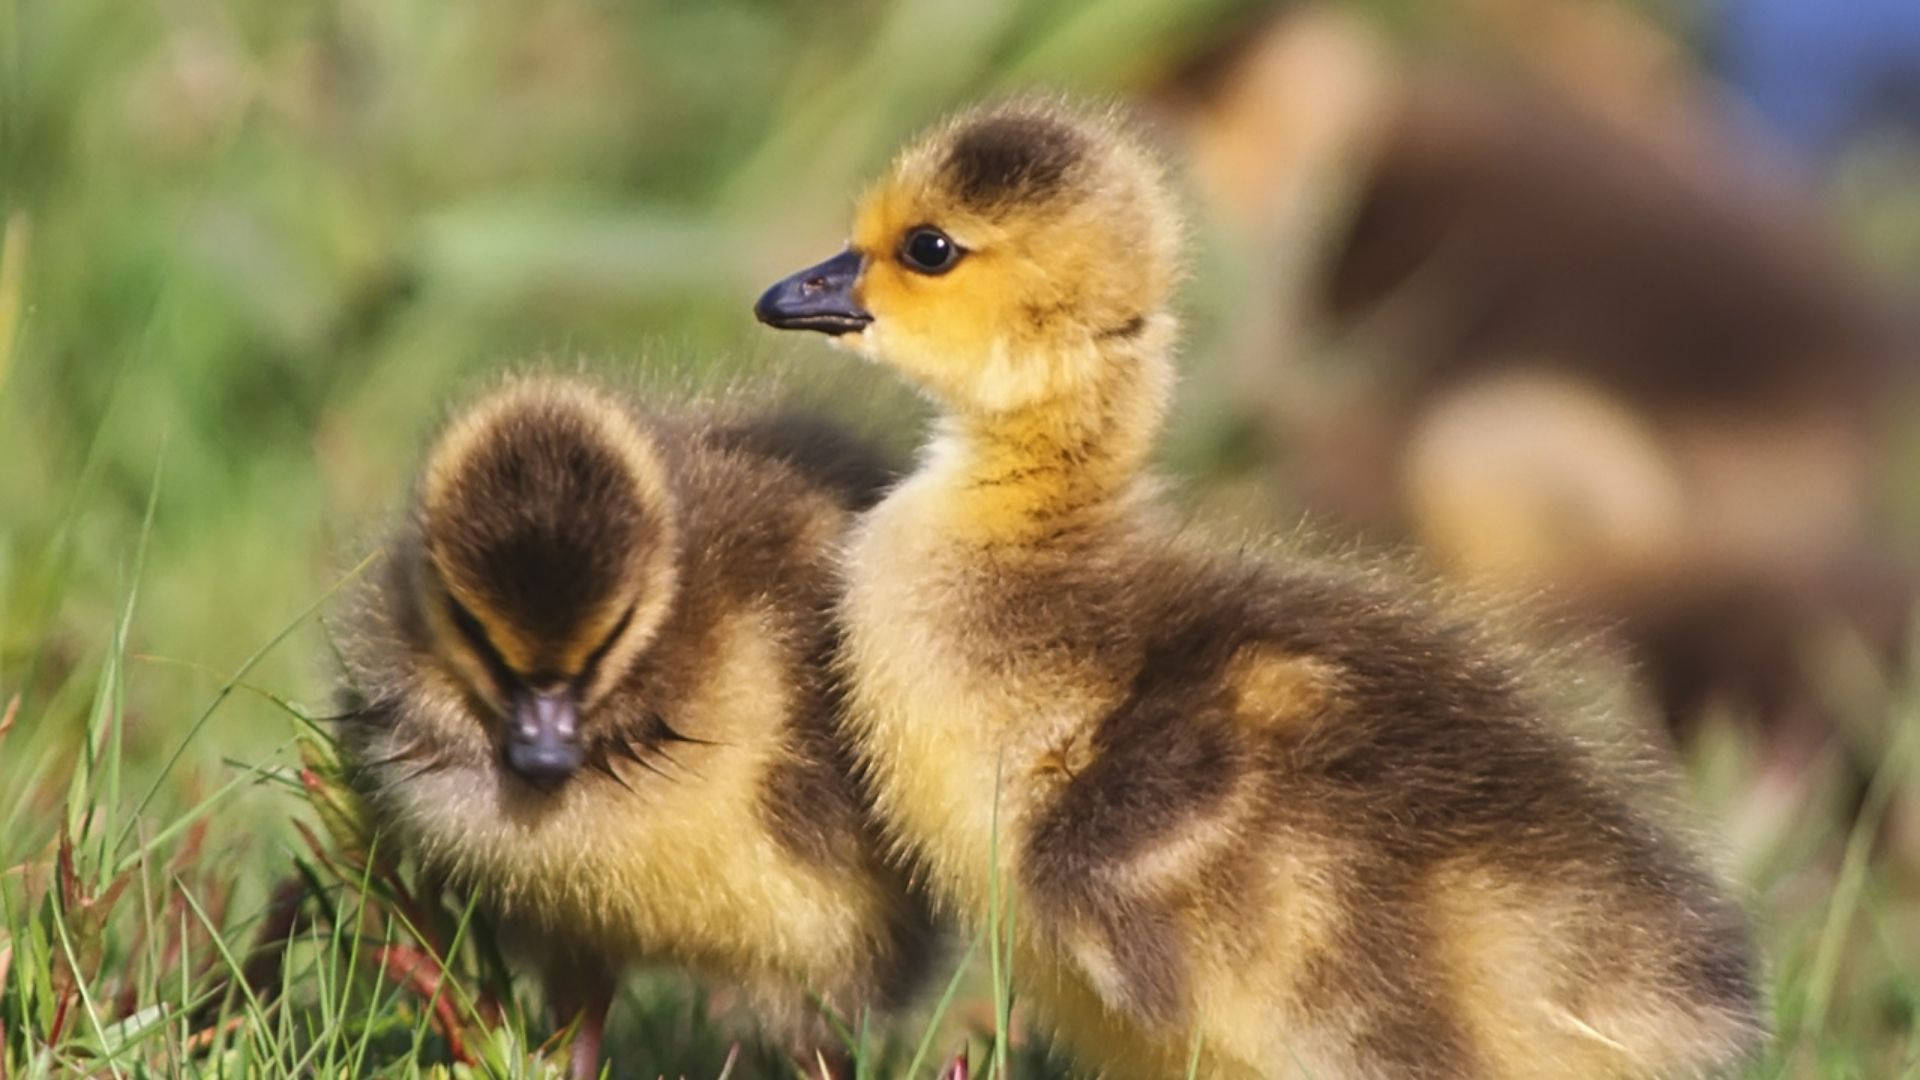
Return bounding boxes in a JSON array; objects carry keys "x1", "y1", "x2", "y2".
[
  {"x1": 417, "y1": 579, "x2": 512, "y2": 717},
  {"x1": 577, "y1": 533, "x2": 679, "y2": 708},
  {"x1": 838, "y1": 107, "x2": 1183, "y2": 418},
  {"x1": 849, "y1": 182, "x2": 1014, "y2": 397},
  {"x1": 434, "y1": 574, "x2": 628, "y2": 686}
]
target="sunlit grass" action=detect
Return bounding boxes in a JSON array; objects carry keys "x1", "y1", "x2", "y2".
[
  {"x1": 0, "y1": 427, "x2": 1912, "y2": 1074},
  {"x1": 3, "y1": 0, "x2": 1918, "y2": 1075},
  {"x1": 6, "y1": 549, "x2": 1920, "y2": 1076}
]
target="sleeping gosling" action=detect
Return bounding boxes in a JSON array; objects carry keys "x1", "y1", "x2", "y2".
[
  {"x1": 755, "y1": 100, "x2": 1765, "y2": 1079},
  {"x1": 333, "y1": 375, "x2": 932, "y2": 1078}
]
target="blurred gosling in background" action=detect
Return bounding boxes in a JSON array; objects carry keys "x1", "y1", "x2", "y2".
[
  {"x1": 1159, "y1": 5, "x2": 1920, "y2": 848},
  {"x1": 759, "y1": 100, "x2": 1766, "y2": 1079},
  {"x1": 333, "y1": 375, "x2": 932, "y2": 1078}
]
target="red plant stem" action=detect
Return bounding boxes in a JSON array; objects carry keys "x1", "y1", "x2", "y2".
[
  {"x1": 180, "y1": 1016, "x2": 245, "y2": 1055},
  {"x1": 940, "y1": 1047, "x2": 970, "y2": 1080},
  {"x1": 372, "y1": 945, "x2": 473, "y2": 1065},
  {"x1": 46, "y1": 989, "x2": 72, "y2": 1046}
]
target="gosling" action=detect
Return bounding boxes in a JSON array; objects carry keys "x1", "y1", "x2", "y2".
[
  {"x1": 333, "y1": 375, "x2": 932, "y2": 1078},
  {"x1": 756, "y1": 101, "x2": 1765, "y2": 1078}
]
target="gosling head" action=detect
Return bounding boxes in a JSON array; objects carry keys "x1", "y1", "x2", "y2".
[
  {"x1": 413, "y1": 379, "x2": 680, "y2": 792},
  {"x1": 756, "y1": 100, "x2": 1183, "y2": 414}
]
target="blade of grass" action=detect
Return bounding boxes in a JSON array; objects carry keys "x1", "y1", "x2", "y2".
[
  {"x1": 65, "y1": 442, "x2": 162, "y2": 862},
  {"x1": 17, "y1": 329, "x2": 143, "y2": 700},
  {"x1": 0, "y1": 679, "x2": 89, "y2": 852},
  {"x1": 90, "y1": 1002, "x2": 170, "y2": 1063},
  {"x1": 176, "y1": 875, "x2": 274, "y2": 1063},
  {"x1": 0, "y1": 936, "x2": 11, "y2": 1080},
  {"x1": 374, "y1": 870, "x2": 498, "y2": 1068},
  {"x1": 903, "y1": 928, "x2": 984, "y2": 1079},
  {"x1": 392, "y1": 917, "x2": 444, "y2": 1069},
  {"x1": 1797, "y1": 687, "x2": 1920, "y2": 1044},
  {"x1": 93, "y1": 437, "x2": 164, "y2": 884},
  {"x1": 987, "y1": 759, "x2": 1012, "y2": 1080},
  {"x1": 345, "y1": 873, "x2": 401, "y2": 1076},
  {"x1": 1857, "y1": 889, "x2": 1920, "y2": 1079},
  {"x1": 127, "y1": 842, "x2": 167, "y2": 1051},
  {"x1": 0, "y1": 210, "x2": 30, "y2": 397},
  {"x1": 114, "y1": 751, "x2": 292, "y2": 877},
  {"x1": 173, "y1": 904, "x2": 194, "y2": 1071},
  {"x1": 280, "y1": 928, "x2": 344, "y2": 1079},
  {"x1": 45, "y1": 881, "x2": 126, "y2": 1078},
  {"x1": 118, "y1": 549, "x2": 378, "y2": 854},
  {"x1": 855, "y1": 1010, "x2": 872, "y2": 1080},
  {"x1": 9, "y1": 882, "x2": 55, "y2": 1039},
  {"x1": 806, "y1": 986, "x2": 858, "y2": 1061},
  {"x1": 130, "y1": 653, "x2": 317, "y2": 722}
]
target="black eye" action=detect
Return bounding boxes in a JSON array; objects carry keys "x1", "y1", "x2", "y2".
[{"x1": 900, "y1": 227, "x2": 962, "y2": 274}]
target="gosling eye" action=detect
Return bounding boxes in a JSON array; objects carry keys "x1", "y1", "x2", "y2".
[
  {"x1": 443, "y1": 592, "x2": 519, "y2": 698},
  {"x1": 899, "y1": 226, "x2": 963, "y2": 275}
]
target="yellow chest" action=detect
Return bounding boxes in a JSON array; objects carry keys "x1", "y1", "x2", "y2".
[
  {"x1": 841, "y1": 484, "x2": 1314, "y2": 1078},
  {"x1": 395, "y1": 743, "x2": 786, "y2": 954},
  {"x1": 381, "y1": 613, "x2": 877, "y2": 983},
  {"x1": 840, "y1": 489, "x2": 1117, "y2": 916}
]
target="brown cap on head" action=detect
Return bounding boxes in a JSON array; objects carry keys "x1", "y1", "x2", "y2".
[
  {"x1": 418, "y1": 380, "x2": 683, "y2": 757},
  {"x1": 937, "y1": 108, "x2": 1092, "y2": 214}
]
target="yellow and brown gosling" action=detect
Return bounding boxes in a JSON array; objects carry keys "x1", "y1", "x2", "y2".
[
  {"x1": 756, "y1": 101, "x2": 1765, "y2": 1078},
  {"x1": 333, "y1": 375, "x2": 932, "y2": 1078}
]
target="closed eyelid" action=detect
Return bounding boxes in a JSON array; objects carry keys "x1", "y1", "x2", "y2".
[
  {"x1": 575, "y1": 601, "x2": 637, "y2": 690},
  {"x1": 442, "y1": 590, "x2": 519, "y2": 695}
]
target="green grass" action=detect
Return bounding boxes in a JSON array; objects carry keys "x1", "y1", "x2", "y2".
[{"x1": 3, "y1": 0, "x2": 1920, "y2": 1075}]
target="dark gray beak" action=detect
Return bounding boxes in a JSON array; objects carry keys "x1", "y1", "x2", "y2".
[
  {"x1": 754, "y1": 249, "x2": 872, "y2": 335},
  {"x1": 506, "y1": 690, "x2": 583, "y2": 790}
]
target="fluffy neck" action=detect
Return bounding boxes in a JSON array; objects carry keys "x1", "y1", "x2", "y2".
[{"x1": 910, "y1": 317, "x2": 1175, "y2": 543}]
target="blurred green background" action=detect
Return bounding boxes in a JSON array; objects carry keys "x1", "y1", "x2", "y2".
[
  {"x1": 5, "y1": 0, "x2": 1920, "y2": 1074},
  {"x1": 0, "y1": 0, "x2": 1265, "y2": 762}
]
